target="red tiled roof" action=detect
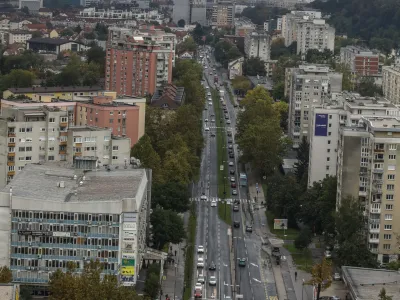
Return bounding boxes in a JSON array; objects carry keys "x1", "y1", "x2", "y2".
[{"x1": 26, "y1": 23, "x2": 47, "y2": 30}]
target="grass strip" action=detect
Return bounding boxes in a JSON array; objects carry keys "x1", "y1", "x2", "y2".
[
  {"x1": 265, "y1": 211, "x2": 300, "y2": 240},
  {"x1": 183, "y1": 203, "x2": 197, "y2": 300},
  {"x1": 211, "y1": 88, "x2": 232, "y2": 225},
  {"x1": 224, "y1": 82, "x2": 235, "y2": 106},
  {"x1": 283, "y1": 243, "x2": 313, "y2": 273}
]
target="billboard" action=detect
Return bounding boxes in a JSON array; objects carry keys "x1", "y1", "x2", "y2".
[
  {"x1": 314, "y1": 113, "x2": 328, "y2": 136},
  {"x1": 273, "y1": 219, "x2": 288, "y2": 230},
  {"x1": 121, "y1": 266, "x2": 135, "y2": 276},
  {"x1": 122, "y1": 259, "x2": 135, "y2": 267}
]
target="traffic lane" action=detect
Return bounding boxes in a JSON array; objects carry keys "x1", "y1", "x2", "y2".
[
  {"x1": 220, "y1": 220, "x2": 232, "y2": 300},
  {"x1": 235, "y1": 237, "x2": 252, "y2": 299}
]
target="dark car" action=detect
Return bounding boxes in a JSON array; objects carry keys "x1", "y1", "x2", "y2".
[
  {"x1": 230, "y1": 169, "x2": 235, "y2": 175},
  {"x1": 227, "y1": 132, "x2": 232, "y2": 137},
  {"x1": 225, "y1": 114, "x2": 229, "y2": 119},
  {"x1": 231, "y1": 182, "x2": 237, "y2": 188},
  {"x1": 211, "y1": 133, "x2": 216, "y2": 137},
  {"x1": 209, "y1": 262, "x2": 216, "y2": 270},
  {"x1": 233, "y1": 221, "x2": 240, "y2": 228},
  {"x1": 233, "y1": 205, "x2": 239, "y2": 211},
  {"x1": 228, "y1": 139, "x2": 233, "y2": 143},
  {"x1": 246, "y1": 224, "x2": 253, "y2": 233},
  {"x1": 229, "y1": 153, "x2": 234, "y2": 158}
]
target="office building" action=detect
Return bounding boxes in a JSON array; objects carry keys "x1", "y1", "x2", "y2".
[
  {"x1": 337, "y1": 116, "x2": 400, "y2": 263},
  {"x1": 296, "y1": 19, "x2": 335, "y2": 55},
  {"x1": 105, "y1": 27, "x2": 174, "y2": 97},
  {"x1": 211, "y1": 0, "x2": 235, "y2": 28},
  {"x1": 340, "y1": 46, "x2": 379, "y2": 76},
  {"x1": 244, "y1": 31, "x2": 271, "y2": 62},
  {"x1": 286, "y1": 65, "x2": 342, "y2": 148},
  {"x1": 308, "y1": 92, "x2": 400, "y2": 186},
  {"x1": 191, "y1": 0, "x2": 207, "y2": 26},
  {"x1": 0, "y1": 105, "x2": 131, "y2": 187},
  {"x1": 172, "y1": 0, "x2": 190, "y2": 24},
  {"x1": 0, "y1": 162, "x2": 151, "y2": 288},
  {"x1": 382, "y1": 65, "x2": 400, "y2": 104}
]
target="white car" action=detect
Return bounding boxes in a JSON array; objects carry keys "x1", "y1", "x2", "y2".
[
  {"x1": 197, "y1": 275, "x2": 205, "y2": 284},
  {"x1": 209, "y1": 276, "x2": 217, "y2": 286},
  {"x1": 204, "y1": 127, "x2": 210, "y2": 131},
  {"x1": 207, "y1": 92, "x2": 211, "y2": 96},
  {"x1": 324, "y1": 250, "x2": 332, "y2": 258},
  {"x1": 197, "y1": 257, "x2": 204, "y2": 268},
  {"x1": 200, "y1": 195, "x2": 207, "y2": 201},
  {"x1": 229, "y1": 162, "x2": 234, "y2": 166},
  {"x1": 204, "y1": 66, "x2": 208, "y2": 69},
  {"x1": 197, "y1": 245, "x2": 204, "y2": 254},
  {"x1": 227, "y1": 120, "x2": 231, "y2": 124},
  {"x1": 206, "y1": 86, "x2": 209, "y2": 89},
  {"x1": 205, "y1": 119, "x2": 209, "y2": 122},
  {"x1": 211, "y1": 200, "x2": 217, "y2": 207},
  {"x1": 208, "y1": 102, "x2": 212, "y2": 105}
]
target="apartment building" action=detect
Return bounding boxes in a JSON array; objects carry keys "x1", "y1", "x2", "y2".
[
  {"x1": 382, "y1": 65, "x2": 400, "y2": 104},
  {"x1": 172, "y1": 0, "x2": 190, "y2": 24},
  {"x1": 244, "y1": 31, "x2": 271, "y2": 62},
  {"x1": 76, "y1": 96, "x2": 141, "y2": 147},
  {"x1": 3, "y1": 86, "x2": 104, "y2": 100},
  {"x1": 308, "y1": 92, "x2": 400, "y2": 185},
  {"x1": 211, "y1": 0, "x2": 235, "y2": 28},
  {"x1": 235, "y1": 18, "x2": 257, "y2": 37},
  {"x1": 0, "y1": 106, "x2": 131, "y2": 188},
  {"x1": 340, "y1": 46, "x2": 379, "y2": 76},
  {"x1": 281, "y1": 10, "x2": 322, "y2": 47},
  {"x1": 286, "y1": 65, "x2": 342, "y2": 148},
  {"x1": 105, "y1": 27, "x2": 174, "y2": 97},
  {"x1": 296, "y1": 19, "x2": 335, "y2": 55},
  {"x1": 336, "y1": 116, "x2": 400, "y2": 264},
  {"x1": 191, "y1": 0, "x2": 207, "y2": 26},
  {"x1": 0, "y1": 163, "x2": 151, "y2": 289},
  {"x1": 8, "y1": 30, "x2": 32, "y2": 45}
]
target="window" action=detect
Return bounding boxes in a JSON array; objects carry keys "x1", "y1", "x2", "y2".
[
  {"x1": 49, "y1": 147, "x2": 54, "y2": 151},
  {"x1": 48, "y1": 156, "x2": 55, "y2": 161},
  {"x1": 40, "y1": 128, "x2": 46, "y2": 132},
  {"x1": 328, "y1": 132, "x2": 331, "y2": 136},
  {"x1": 389, "y1": 144, "x2": 397, "y2": 150},
  {"x1": 388, "y1": 174, "x2": 395, "y2": 180},
  {"x1": 327, "y1": 157, "x2": 330, "y2": 161},
  {"x1": 18, "y1": 157, "x2": 25, "y2": 161},
  {"x1": 327, "y1": 149, "x2": 330, "y2": 153},
  {"x1": 328, "y1": 140, "x2": 331, "y2": 144},
  {"x1": 18, "y1": 147, "x2": 25, "y2": 152},
  {"x1": 104, "y1": 136, "x2": 110, "y2": 141},
  {"x1": 85, "y1": 137, "x2": 91, "y2": 142},
  {"x1": 49, "y1": 117, "x2": 55, "y2": 123},
  {"x1": 18, "y1": 166, "x2": 24, "y2": 171},
  {"x1": 61, "y1": 117, "x2": 67, "y2": 123},
  {"x1": 385, "y1": 204, "x2": 393, "y2": 210},
  {"x1": 25, "y1": 156, "x2": 32, "y2": 161},
  {"x1": 109, "y1": 119, "x2": 114, "y2": 123},
  {"x1": 60, "y1": 136, "x2": 67, "y2": 142},
  {"x1": 25, "y1": 147, "x2": 32, "y2": 151},
  {"x1": 383, "y1": 234, "x2": 392, "y2": 240},
  {"x1": 25, "y1": 138, "x2": 32, "y2": 142},
  {"x1": 8, "y1": 147, "x2": 14, "y2": 152},
  {"x1": 112, "y1": 146, "x2": 118, "y2": 151},
  {"x1": 384, "y1": 224, "x2": 392, "y2": 230},
  {"x1": 26, "y1": 127, "x2": 32, "y2": 132},
  {"x1": 385, "y1": 214, "x2": 393, "y2": 220},
  {"x1": 74, "y1": 137, "x2": 82, "y2": 143},
  {"x1": 326, "y1": 166, "x2": 330, "y2": 170},
  {"x1": 112, "y1": 156, "x2": 118, "y2": 160},
  {"x1": 389, "y1": 154, "x2": 396, "y2": 160},
  {"x1": 387, "y1": 184, "x2": 394, "y2": 190},
  {"x1": 8, "y1": 166, "x2": 15, "y2": 171},
  {"x1": 383, "y1": 244, "x2": 391, "y2": 250},
  {"x1": 19, "y1": 128, "x2": 25, "y2": 133},
  {"x1": 110, "y1": 111, "x2": 114, "y2": 115},
  {"x1": 386, "y1": 194, "x2": 394, "y2": 200},
  {"x1": 329, "y1": 123, "x2": 332, "y2": 127},
  {"x1": 388, "y1": 165, "x2": 396, "y2": 171},
  {"x1": 9, "y1": 137, "x2": 15, "y2": 143}
]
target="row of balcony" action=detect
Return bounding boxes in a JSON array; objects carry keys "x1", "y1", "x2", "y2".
[
  {"x1": 12, "y1": 218, "x2": 120, "y2": 226},
  {"x1": 11, "y1": 242, "x2": 119, "y2": 250},
  {"x1": 12, "y1": 265, "x2": 119, "y2": 274},
  {"x1": 11, "y1": 254, "x2": 119, "y2": 262}
]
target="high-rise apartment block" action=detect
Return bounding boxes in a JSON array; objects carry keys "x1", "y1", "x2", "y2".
[
  {"x1": 244, "y1": 31, "x2": 271, "y2": 62},
  {"x1": 296, "y1": 19, "x2": 335, "y2": 55},
  {"x1": 191, "y1": 0, "x2": 207, "y2": 26},
  {"x1": 340, "y1": 46, "x2": 379, "y2": 76},
  {"x1": 211, "y1": 0, "x2": 235, "y2": 28},
  {"x1": 105, "y1": 27, "x2": 175, "y2": 97},
  {"x1": 0, "y1": 163, "x2": 151, "y2": 288},
  {"x1": 337, "y1": 116, "x2": 400, "y2": 264},
  {"x1": 382, "y1": 65, "x2": 400, "y2": 104},
  {"x1": 286, "y1": 65, "x2": 342, "y2": 148}
]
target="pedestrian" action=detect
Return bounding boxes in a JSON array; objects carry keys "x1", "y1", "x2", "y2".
[{"x1": 295, "y1": 271, "x2": 297, "y2": 281}]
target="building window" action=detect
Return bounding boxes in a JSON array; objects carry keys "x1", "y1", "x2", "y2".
[
  {"x1": 326, "y1": 166, "x2": 329, "y2": 170},
  {"x1": 389, "y1": 144, "x2": 397, "y2": 150},
  {"x1": 109, "y1": 119, "x2": 114, "y2": 123},
  {"x1": 383, "y1": 244, "x2": 391, "y2": 250},
  {"x1": 49, "y1": 147, "x2": 54, "y2": 151},
  {"x1": 49, "y1": 117, "x2": 55, "y2": 123},
  {"x1": 112, "y1": 146, "x2": 119, "y2": 151},
  {"x1": 387, "y1": 184, "x2": 395, "y2": 190},
  {"x1": 327, "y1": 149, "x2": 330, "y2": 153},
  {"x1": 385, "y1": 214, "x2": 393, "y2": 220},
  {"x1": 328, "y1": 140, "x2": 331, "y2": 144},
  {"x1": 18, "y1": 147, "x2": 25, "y2": 152},
  {"x1": 74, "y1": 137, "x2": 82, "y2": 143},
  {"x1": 104, "y1": 136, "x2": 110, "y2": 141},
  {"x1": 19, "y1": 128, "x2": 25, "y2": 133},
  {"x1": 112, "y1": 156, "x2": 118, "y2": 160},
  {"x1": 8, "y1": 166, "x2": 15, "y2": 171},
  {"x1": 61, "y1": 117, "x2": 67, "y2": 122},
  {"x1": 388, "y1": 165, "x2": 396, "y2": 171},
  {"x1": 389, "y1": 154, "x2": 396, "y2": 160},
  {"x1": 327, "y1": 157, "x2": 330, "y2": 161},
  {"x1": 387, "y1": 174, "x2": 395, "y2": 180},
  {"x1": 48, "y1": 156, "x2": 55, "y2": 161},
  {"x1": 384, "y1": 224, "x2": 392, "y2": 230},
  {"x1": 383, "y1": 234, "x2": 392, "y2": 240},
  {"x1": 25, "y1": 156, "x2": 32, "y2": 161},
  {"x1": 386, "y1": 194, "x2": 394, "y2": 200},
  {"x1": 385, "y1": 204, "x2": 393, "y2": 210},
  {"x1": 110, "y1": 111, "x2": 114, "y2": 115}
]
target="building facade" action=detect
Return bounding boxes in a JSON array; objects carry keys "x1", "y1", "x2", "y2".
[
  {"x1": 340, "y1": 46, "x2": 379, "y2": 76},
  {"x1": 105, "y1": 27, "x2": 174, "y2": 97},
  {"x1": 0, "y1": 163, "x2": 151, "y2": 288},
  {"x1": 211, "y1": 0, "x2": 235, "y2": 28},
  {"x1": 337, "y1": 116, "x2": 400, "y2": 263},
  {"x1": 8, "y1": 31, "x2": 32, "y2": 45},
  {"x1": 172, "y1": 0, "x2": 190, "y2": 24},
  {"x1": 382, "y1": 65, "x2": 400, "y2": 104},
  {"x1": 234, "y1": 18, "x2": 256, "y2": 37},
  {"x1": 286, "y1": 65, "x2": 342, "y2": 148},
  {"x1": 296, "y1": 19, "x2": 335, "y2": 55},
  {"x1": 244, "y1": 31, "x2": 271, "y2": 62},
  {"x1": 191, "y1": 0, "x2": 207, "y2": 26}
]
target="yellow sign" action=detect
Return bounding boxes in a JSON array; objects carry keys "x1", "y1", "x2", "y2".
[{"x1": 121, "y1": 266, "x2": 135, "y2": 276}]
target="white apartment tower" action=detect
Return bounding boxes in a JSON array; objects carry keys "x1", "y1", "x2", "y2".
[
  {"x1": 244, "y1": 31, "x2": 271, "y2": 62},
  {"x1": 382, "y1": 65, "x2": 400, "y2": 104},
  {"x1": 296, "y1": 19, "x2": 335, "y2": 55},
  {"x1": 211, "y1": 0, "x2": 235, "y2": 28},
  {"x1": 286, "y1": 65, "x2": 342, "y2": 148}
]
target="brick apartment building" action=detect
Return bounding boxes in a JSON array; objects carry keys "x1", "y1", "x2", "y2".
[
  {"x1": 340, "y1": 45, "x2": 379, "y2": 76},
  {"x1": 105, "y1": 27, "x2": 174, "y2": 97}
]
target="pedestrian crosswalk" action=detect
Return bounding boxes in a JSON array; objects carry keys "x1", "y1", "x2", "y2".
[{"x1": 190, "y1": 197, "x2": 254, "y2": 204}]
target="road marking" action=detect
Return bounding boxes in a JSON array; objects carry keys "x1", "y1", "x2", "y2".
[
  {"x1": 250, "y1": 263, "x2": 259, "y2": 268},
  {"x1": 253, "y1": 278, "x2": 261, "y2": 283}
]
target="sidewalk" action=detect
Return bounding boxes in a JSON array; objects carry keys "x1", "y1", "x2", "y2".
[{"x1": 161, "y1": 214, "x2": 188, "y2": 300}]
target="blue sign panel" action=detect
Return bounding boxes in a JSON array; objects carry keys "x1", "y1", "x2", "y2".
[{"x1": 315, "y1": 114, "x2": 328, "y2": 136}]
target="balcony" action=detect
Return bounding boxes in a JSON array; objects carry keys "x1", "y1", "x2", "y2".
[
  {"x1": 74, "y1": 152, "x2": 82, "y2": 157},
  {"x1": 369, "y1": 227, "x2": 380, "y2": 233},
  {"x1": 369, "y1": 248, "x2": 378, "y2": 253},
  {"x1": 59, "y1": 141, "x2": 67, "y2": 146},
  {"x1": 59, "y1": 150, "x2": 67, "y2": 155},
  {"x1": 368, "y1": 237, "x2": 379, "y2": 244},
  {"x1": 60, "y1": 131, "x2": 68, "y2": 136},
  {"x1": 369, "y1": 218, "x2": 380, "y2": 224},
  {"x1": 7, "y1": 162, "x2": 15, "y2": 166},
  {"x1": 370, "y1": 207, "x2": 381, "y2": 214},
  {"x1": 8, "y1": 152, "x2": 15, "y2": 157},
  {"x1": 8, "y1": 141, "x2": 15, "y2": 147},
  {"x1": 372, "y1": 168, "x2": 384, "y2": 174},
  {"x1": 372, "y1": 187, "x2": 382, "y2": 194},
  {"x1": 8, "y1": 132, "x2": 16, "y2": 137},
  {"x1": 75, "y1": 143, "x2": 82, "y2": 147},
  {"x1": 7, "y1": 171, "x2": 15, "y2": 176},
  {"x1": 374, "y1": 148, "x2": 384, "y2": 153}
]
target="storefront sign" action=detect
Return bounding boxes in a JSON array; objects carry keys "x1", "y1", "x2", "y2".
[
  {"x1": 123, "y1": 222, "x2": 137, "y2": 231},
  {"x1": 122, "y1": 259, "x2": 135, "y2": 267},
  {"x1": 121, "y1": 266, "x2": 135, "y2": 276},
  {"x1": 123, "y1": 231, "x2": 136, "y2": 240}
]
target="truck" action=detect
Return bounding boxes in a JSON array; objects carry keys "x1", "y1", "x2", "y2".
[{"x1": 219, "y1": 90, "x2": 224, "y2": 98}]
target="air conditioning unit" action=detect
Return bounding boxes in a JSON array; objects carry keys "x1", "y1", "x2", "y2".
[
  {"x1": 98, "y1": 245, "x2": 102, "y2": 249},
  {"x1": 28, "y1": 242, "x2": 32, "y2": 246},
  {"x1": 108, "y1": 222, "x2": 112, "y2": 226},
  {"x1": 98, "y1": 222, "x2": 102, "y2": 225},
  {"x1": 28, "y1": 219, "x2": 31, "y2": 222},
  {"x1": 83, "y1": 256, "x2": 87, "y2": 260},
  {"x1": 38, "y1": 255, "x2": 42, "y2": 258},
  {"x1": 45, "y1": 267, "x2": 50, "y2": 271},
  {"x1": 18, "y1": 218, "x2": 21, "y2": 222},
  {"x1": 113, "y1": 234, "x2": 117, "y2": 238},
  {"x1": 87, "y1": 221, "x2": 92, "y2": 225},
  {"x1": 26, "y1": 267, "x2": 31, "y2": 270}
]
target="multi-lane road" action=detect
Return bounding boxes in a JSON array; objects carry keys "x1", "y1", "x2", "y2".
[{"x1": 191, "y1": 48, "x2": 268, "y2": 300}]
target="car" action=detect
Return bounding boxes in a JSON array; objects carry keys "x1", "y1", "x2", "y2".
[
  {"x1": 228, "y1": 144, "x2": 233, "y2": 149},
  {"x1": 209, "y1": 276, "x2": 217, "y2": 286},
  {"x1": 204, "y1": 66, "x2": 208, "y2": 69},
  {"x1": 232, "y1": 189, "x2": 238, "y2": 195},
  {"x1": 233, "y1": 221, "x2": 240, "y2": 228},
  {"x1": 228, "y1": 150, "x2": 233, "y2": 154},
  {"x1": 324, "y1": 250, "x2": 332, "y2": 258},
  {"x1": 208, "y1": 102, "x2": 212, "y2": 106},
  {"x1": 211, "y1": 119, "x2": 215, "y2": 122},
  {"x1": 227, "y1": 120, "x2": 231, "y2": 125},
  {"x1": 204, "y1": 127, "x2": 210, "y2": 131},
  {"x1": 230, "y1": 177, "x2": 235, "y2": 182},
  {"x1": 231, "y1": 182, "x2": 237, "y2": 188},
  {"x1": 209, "y1": 72, "x2": 213, "y2": 75},
  {"x1": 220, "y1": 82, "x2": 224, "y2": 86},
  {"x1": 197, "y1": 275, "x2": 205, "y2": 284},
  {"x1": 200, "y1": 194, "x2": 207, "y2": 201},
  {"x1": 330, "y1": 297, "x2": 341, "y2": 300},
  {"x1": 209, "y1": 262, "x2": 216, "y2": 270},
  {"x1": 228, "y1": 139, "x2": 233, "y2": 143},
  {"x1": 211, "y1": 133, "x2": 216, "y2": 137},
  {"x1": 211, "y1": 199, "x2": 217, "y2": 207},
  {"x1": 229, "y1": 162, "x2": 234, "y2": 166},
  {"x1": 197, "y1": 257, "x2": 204, "y2": 268},
  {"x1": 225, "y1": 114, "x2": 229, "y2": 119},
  {"x1": 233, "y1": 205, "x2": 239, "y2": 211},
  {"x1": 204, "y1": 107, "x2": 208, "y2": 110},
  {"x1": 207, "y1": 92, "x2": 211, "y2": 96},
  {"x1": 213, "y1": 68, "x2": 216, "y2": 71},
  {"x1": 208, "y1": 97, "x2": 212, "y2": 101},
  {"x1": 211, "y1": 114, "x2": 215, "y2": 117},
  {"x1": 204, "y1": 119, "x2": 208, "y2": 122},
  {"x1": 227, "y1": 132, "x2": 232, "y2": 137},
  {"x1": 230, "y1": 169, "x2": 235, "y2": 175},
  {"x1": 239, "y1": 258, "x2": 246, "y2": 267},
  {"x1": 333, "y1": 272, "x2": 341, "y2": 281},
  {"x1": 229, "y1": 153, "x2": 234, "y2": 158},
  {"x1": 206, "y1": 86, "x2": 209, "y2": 89},
  {"x1": 234, "y1": 104, "x2": 238, "y2": 108},
  {"x1": 197, "y1": 245, "x2": 204, "y2": 254},
  {"x1": 246, "y1": 224, "x2": 253, "y2": 232}
]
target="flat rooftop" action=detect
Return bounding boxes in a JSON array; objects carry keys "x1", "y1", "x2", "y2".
[
  {"x1": 342, "y1": 266, "x2": 400, "y2": 300},
  {"x1": 4, "y1": 163, "x2": 145, "y2": 203},
  {"x1": 364, "y1": 116, "x2": 400, "y2": 130}
]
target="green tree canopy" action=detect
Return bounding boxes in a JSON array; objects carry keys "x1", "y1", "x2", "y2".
[
  {"x1": 150, "y1": 209, "x2": 186, "y2": 249},
  {"x1": 177, "y1": 36, "x2": 197, "y2": 55},
  {"x1": 306, "y1": 258, "x2": 332, "y2": 300},
  {"x1": 243, "y1": 57, "x2": 266, "y2": 76},
  {"x1": 0, "y1": 266, "x2": 12, "y2": 283},
  {"x1": 356, "y1": 76, "x2": 382, "y2": 97},
  {"x1": 131, "y1": 134, "x2": 162, "y2": 181},
  {"x1": 231, "y1": 75, "x2": 252, "y2": 92},
  {"x1": 294, "y1": 226, "x2": 313, "y2": 250},
  {"x1": 293, "y1": 136, "x2": 309, "y2": 190},
  {"x1": 379, "y1": 288, "x2": 394, "y2": 300},
  {"x1": 152, "y1": 182, "x2": 190, "y2": 212},
  {"x1": 214, "y1": 40, "x2": 241, "y2": 68},
  {"x1": 241, "y1": 4, "x2": 288, "y2": 25}
]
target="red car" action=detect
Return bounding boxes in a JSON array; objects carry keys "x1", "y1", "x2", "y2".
[{"x1": 231, "y1": 182, "x2": 237, "y2": 188}]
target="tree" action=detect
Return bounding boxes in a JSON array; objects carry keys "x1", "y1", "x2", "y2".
[
  {"x1": 305, "y1": 49, "x2": 333, "y2": 64},
  {"x1": 21, "y1": 6, "x2": 29, "y2": 15},
  {"x1": 86, "y1": 46, "x2": 105, "y2": 73},
  {"x1": 60, "y1": 28, "x2": 74, "y2": 37},
  {"x1": 293, "y1": 136, "x2": 309, "y2": 190},
  {"x1": 150, "y1": 209, "x2": 186, "y2": 249},
  {"x1": 152, "y1": 182, "x2": 190, "y2": 212},
  {"x1": 379, "y1": 288, "x2": 393, "y2": 300},
  {"x1": 0, "y1": 69, "x2": 35, "y2": 91},
  {"x1": 241, "y1": 4, "x2": 288, "y2": 25},
  {"x1": 131, "y1": 134, "x2": 162, "y2": 181},
  {"x1": 306, "y1": 258, "x2": 332, "y2": 300},
  {"x1": 144, "y1": 273, "x2": 161, "y2": 299},
  {"x1": 294, "y1": 226, "x2": 313, "y2": 250},
  {"x1": 335, "y1": 196, "x2": 377, "y2": 268},
  {"x1": 214, "y1": 40, "x2": 241, "y2": 68},
  {"x1": 271, "y1": 38, "x2": 291, "y2": 59},
  {"x1": 31, "y1": 31, "x2": 42, "y2": 38},
  {"x1": 20, "y1": 286, "x2": 33, "y2": 300},
  {"x1": 0, "y1": 266, "x2": 12, "y2": 283},
  {"x1": 243, "y1": 57, "x2": 266, "y2": 76},
  {"x1": 271, "y1": 82, "x2": 285, "y2": 101},
  {"x1": 231, "y1": 75, "x2": 252, "y2": 95},
  {"x1": 177, "y1": 19, "x2": 186, "y2": 28},
  {"x1": 177, "y1": 36, "x2": 197, "y2": 55},
  {"x1": 356, "y1": 76, "x2": 382, "y2": 97}
]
